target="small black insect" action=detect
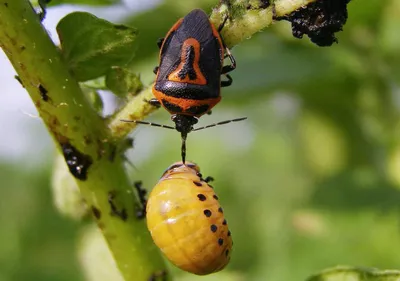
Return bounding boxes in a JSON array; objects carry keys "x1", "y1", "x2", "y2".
[{"x1": 61, "y1": 142, "x2": 93, "y2": 180}]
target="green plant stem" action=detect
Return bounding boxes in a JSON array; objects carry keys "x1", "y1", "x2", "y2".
[
  {"x1": 0, "y1": 1, "x2": 167, "y2": 280},
  {"x1": 107, "y1": 86, "x2": 157, "y2": 139},
  {"x1": 107, "y1": 0, "x2": 317, "y2": 140},
  {"x1": 211, "y1": 0, "x2": 316, "y2": 47}
]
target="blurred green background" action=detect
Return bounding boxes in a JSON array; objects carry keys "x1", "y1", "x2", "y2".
[{"x1": 2, "y1": 0, "x2": 400, "y2": 280}]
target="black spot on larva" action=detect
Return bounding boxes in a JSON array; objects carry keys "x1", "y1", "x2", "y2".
[
  {"x1": 218, "y1": 238, "x2": 224, "y2": 246},
  {"x1": 228, "y1": 230, "x2": 231, "y2": 236},
  {"x1": 62, "y1": 142, "x2": 93, "y2": 181},
  {"x1": 197, "y1": 194, "x2": 206, "y2": 201},
  {"x1": 91, "y1": 206, "x2": 101, "y2": 219},
  {"x1": 218, "y1": 207, "x2": 223, "y2": 213},
  {"x1": 210, "y1": 224, "x2": 217, "y2": 232},
  {"x1": 225, "y1": 249, "x2": 229, "y2": 256},
  {"x1": 193, "y1": 181, "x2": 202, "y2": 187},
  {"x1": 222, "y1": 219, "x2": 227, "y2": 225},
  {"x1": 213, "y1": 194, "x2": 219, "y2": 200},
  {"x1": 204, "y1": 209, "x2": 212, "y2": 217}
]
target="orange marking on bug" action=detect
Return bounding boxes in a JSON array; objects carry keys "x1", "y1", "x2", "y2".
[
  {"x1": 152, "y1": 89, "x2": 221, "y2": 117},
  {"x1": 167, "y1": 38, "x2": 207, "y2": 85}
]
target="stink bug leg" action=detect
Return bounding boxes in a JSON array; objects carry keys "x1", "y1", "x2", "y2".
[
  {"x1": 217, "y1": 13, "x2": 237, "y2": 81},
  {"x1": 222, "y1": 47, "x2": 236, "y2": 74},
  {"x1": 146, "y1": 98, "x2": 162, "y2": 108},
  {"x1": 217, "y1": 13, "x2": 230, "y2": 33},
  {"x1": 133, "y1": 181, "x2": 147, "y2": 219},
  {"x1": 221, "y1": 74, "x2": 232, "y2": 87}
]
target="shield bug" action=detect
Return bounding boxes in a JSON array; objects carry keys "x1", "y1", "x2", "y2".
[{"x1": 122, "y1": 9, "x2": 246, "y2": 163}]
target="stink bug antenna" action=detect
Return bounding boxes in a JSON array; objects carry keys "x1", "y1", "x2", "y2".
[
  {"x1": 192, "y1": 117, "x2": 247, "y2": 132},
  {"x1": 120, "y1": 119, "x2": 175, "y2": 130}
]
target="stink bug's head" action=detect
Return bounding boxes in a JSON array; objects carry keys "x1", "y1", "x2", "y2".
[{"x1": 171, "y1": 114, "x2": 198, "y2": 135}]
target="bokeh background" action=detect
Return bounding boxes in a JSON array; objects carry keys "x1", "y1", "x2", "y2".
[{"x1": 1, "y1": 0, "x2": 400, "y2": 280}]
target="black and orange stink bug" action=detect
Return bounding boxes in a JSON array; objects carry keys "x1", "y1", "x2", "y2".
[
  {"x1": 135, "y1": 161, "x2": 232, "y2": 275},
  {"x1": 150, "y1": 8, "x2": 236, "y2": 116},
  {"x1": 122, "y1": 9, "x2": 246, "y2": 163}
]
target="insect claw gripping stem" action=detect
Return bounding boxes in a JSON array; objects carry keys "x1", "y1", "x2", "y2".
[
  {"x1": 217, "y1": 14, "x2": 236, "y2": 76},
  {"x1": 221, "y1": 47, "x2": 236, "y2": 74},
  {"x1": 217, "y1": 13, "x2": 229, "y2": 33}
]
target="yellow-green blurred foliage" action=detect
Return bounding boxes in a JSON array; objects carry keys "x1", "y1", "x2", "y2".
[{"x1": 1, "y1": 0, "x2": 400, "y2": 280}]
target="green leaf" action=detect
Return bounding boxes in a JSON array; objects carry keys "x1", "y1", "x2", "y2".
[
  {"x1": 56, "y1": 12, "x2": 138, "y2": 81},
  {"x1": 306, "y1": 266, "x2": 400, "y2": 281},
  {"x1": 81, "y1": 88, "x2": 104, "y2": 114},
  {"x1": 105, "y1": 66, "x2": 143, "y2": 98},
  {"x1": 81, "y1": 77, "x2": 107, "y2": 90}
]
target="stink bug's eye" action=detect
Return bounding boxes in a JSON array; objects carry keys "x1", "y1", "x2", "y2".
[{"x1": 146, "y1": 161, "x2": 233, "y2": 275}]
